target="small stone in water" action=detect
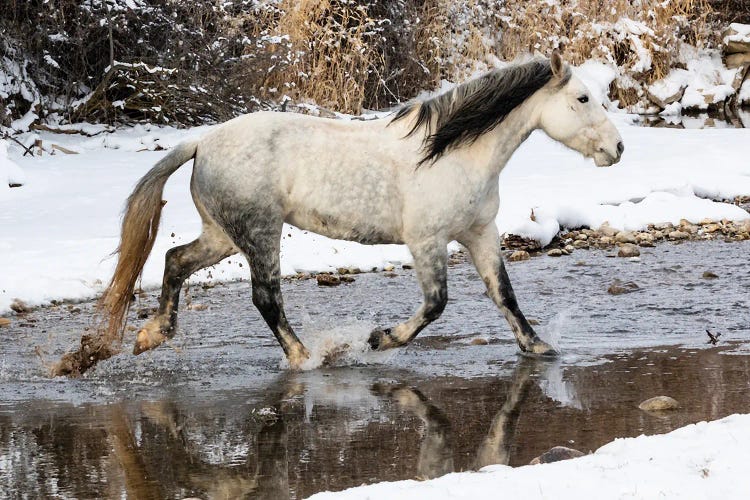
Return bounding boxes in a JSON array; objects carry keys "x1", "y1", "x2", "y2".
[
  {"x1": 639, "y1": 396, "x2": 680, "y2": 411},
  {"x1": 607, "y1": 279, "x2": 639, "y2": 295},
  {"x1": 508, "y1": 250, "x2": 530, "y2": 262},
  {"x1": 702, "y1": 271, "x2": 718, "y2": 279},
  {"x1": 0, "y1": 318, "x2": 10, "y2": 327},
  {"x1": 10, "y1": 299, "x2": 30, "y2": 314},
  {"x1": 617, "y1": 243, "x2": 640, "y2": 258},
  {"x1": 547, "y1": 248, "x2": 563, "y2": 257},
  {"x1": 471, "y1": 338, "x2": 489, "y2": 345},
  {"x1": 316, "y1": 274, "x2": 341, "y2": 286}
]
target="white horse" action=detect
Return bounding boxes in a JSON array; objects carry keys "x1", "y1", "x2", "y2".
[{"x1": 56, "y1": 53, "x2": 623, "y2": 375}]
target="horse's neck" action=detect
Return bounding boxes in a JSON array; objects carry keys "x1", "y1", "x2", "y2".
[{"x1": 479, "y1": 97, "x2": 541, "y2": 176}]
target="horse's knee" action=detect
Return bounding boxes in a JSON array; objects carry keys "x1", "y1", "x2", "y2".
[{"x1": 424, "y1": 288, "x2": 448, "y2": 322}]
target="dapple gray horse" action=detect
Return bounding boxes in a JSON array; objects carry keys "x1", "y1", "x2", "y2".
[{"x1": 60, "y1": 53, "x2": 623, "y2": 374}]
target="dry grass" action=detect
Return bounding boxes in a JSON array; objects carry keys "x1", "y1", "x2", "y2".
[
  {"x1": 498, "y1": 0, "x2": 714, "y2": 83},
  {"x1": 239, "y1": 0, "x2": 718, "y2": 114}
]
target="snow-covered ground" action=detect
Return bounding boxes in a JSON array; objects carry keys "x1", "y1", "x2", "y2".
[{"x1": 307, "y1": 413, "x2": 750, "y2": 500}]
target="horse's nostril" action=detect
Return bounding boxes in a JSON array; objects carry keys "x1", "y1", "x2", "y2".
[{"x1": 617, "y1": 141, "x2": 624, "y2": 155}]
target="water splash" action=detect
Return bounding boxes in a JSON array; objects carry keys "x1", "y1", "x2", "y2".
[
  {"x1": 537, "y1": 309, "x2": 573, "y2": 353},
  {"x1": 281, "y1": 319, "x2": 399, "y2": 370}
]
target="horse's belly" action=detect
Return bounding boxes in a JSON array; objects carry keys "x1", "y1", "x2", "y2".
[{"x1": 286, "y1": 210, "x2": 403, "y2": 245}]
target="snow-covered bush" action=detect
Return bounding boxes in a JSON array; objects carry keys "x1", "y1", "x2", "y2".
[{"x1": 0, "y1": 0, "x2": 744, "y2": 126}]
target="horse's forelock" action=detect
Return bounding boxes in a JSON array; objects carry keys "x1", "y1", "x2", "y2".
[{"x1": 391, "y1": 59, "x2": 571, "y2": 166}]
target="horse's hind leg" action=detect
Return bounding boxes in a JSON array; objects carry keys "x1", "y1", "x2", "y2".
[
  {"x1": 459, "y1": 223, "x2": 556, "y2": 356},
  {"x1": 134, "y1": 223, "x2": 236, "y2": 354},
  {"x1": 369, "y1": 238, "x2": 448, "y2": 350},
  {"x1": 229, "y1": 221, "x2": 310, "y2": 369}
]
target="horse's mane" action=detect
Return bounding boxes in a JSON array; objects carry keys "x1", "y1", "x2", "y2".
[{"x1": 391, "y1": 58, "x2": 572, "y2": 165}]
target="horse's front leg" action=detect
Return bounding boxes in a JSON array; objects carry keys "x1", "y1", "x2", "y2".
[
  {"x1": 460, "y1": 223, "x2": 557, "y2": 356},
  {"x1": 368, "y1": 239, "x2": 448, "y2": 350}
]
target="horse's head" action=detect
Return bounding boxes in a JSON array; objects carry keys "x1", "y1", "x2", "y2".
[{"x1": 538, "y1": 53, "x2": 624, "y2": 167}]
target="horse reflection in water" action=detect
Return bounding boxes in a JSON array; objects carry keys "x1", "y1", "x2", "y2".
[
  {"x1": 95, "y1": 359, "x2": 552, "y2": 499},
  {"x1": 1, "y1": 359, "x2": 574, "y2": 498},
  {"x1": 377, "y1": 358, "x2": 538, "y2": 479}
]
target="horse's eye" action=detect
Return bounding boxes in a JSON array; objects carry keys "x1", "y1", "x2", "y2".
[{"x1": 577, "y1": 95, "x2": 589, "y2": 104}]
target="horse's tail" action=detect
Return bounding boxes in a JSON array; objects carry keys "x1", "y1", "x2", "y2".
[{"x1": 98, "y1": 139, "x2": 199, "y2": 344}]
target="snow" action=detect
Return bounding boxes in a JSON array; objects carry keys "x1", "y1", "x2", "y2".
[
  {"x1": 678, "y1": 48, "x2": 739, "y2": 110},
  {"x1": 0, "y1": 140, "x2": 26, "y2": 196},
  {"x1": 648, "y1": 68, "x2": 689, "y2": 103},
  {"x1": 572, "y1": 61, "x2": 617, "y2": 109},
  {"x1": 308, "y1": 413, "x2": 750, "y2": 500},
  {"x1": 723, "y1": 23, "x2": 750, "y2": 44}
]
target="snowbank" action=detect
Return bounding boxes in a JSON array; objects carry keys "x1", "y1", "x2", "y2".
[
  {"x1": 1, "y1": 107, "x2": 749, "y2": 313},
  {"x1": 0, "y1": 139, "x2": 26, "y2": 198},
  {"x1": 308, "y1": 413, "x2": 750, "y2": 500}
]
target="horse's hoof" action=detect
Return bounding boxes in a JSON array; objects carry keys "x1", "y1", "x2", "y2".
[
  {"x1": 521, "y1": 340, "x2": 559, "y2": 358},
  {"x1": 287, "y1": 346, "x2": 311, "y2": 370},
  {"x1": 133, "y1": 327, "x2": 167, "y2": 355},
  {"x1": 368, "y1": 328, "x2": 395, "y2": 350}
]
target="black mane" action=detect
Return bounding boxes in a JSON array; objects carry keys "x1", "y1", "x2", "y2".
[{"x1": 391, "y1": 59, "x2": 570, "y2": 165}]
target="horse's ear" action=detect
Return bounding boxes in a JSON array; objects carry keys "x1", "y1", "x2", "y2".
[{"x1": 550, "y1": 50, "x2": 564, "y2": 79}]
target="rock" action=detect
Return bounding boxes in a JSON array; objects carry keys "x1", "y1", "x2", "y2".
[
  {"x1": 722, "y1": 24, "x2": 750, "y2": 54},
  {"x1": 564, "y1": 244, "x2": 575, "y2": 253},
  {"x1": 530, "y1": 446, "x2": 585, "y2": 465},
  {"x1": 614, "y1": 231, "x2": 636, "y2": 244},
  {"x1": 598, "y1": 223, "x2": 618, "y2": 237},
  {"x1": 739, "y1": 220, "x2": 750, "y2": 233},
  {"x1": 316, "y1": 274, "x2": 341, "y2": 286},
  {"x1": 0, "y1": 318, "x2": 10, "y2": 328},
  {"x1": 383, "y1": 264, "x2": 395, "y2": 272},
  {"x1": 668, "y1": 230, "x2": 689, "y2": 240},
  {"x1": 10, "y1": 299, "x2": 30, "y2": 314},
  {"x1": 679, "y1": 219, "x2": 697, "y2": 234},
  {"x1": 607, "y1": 279, "x2": 639, "y2": 295},
  {"x1": 508, "y1": 250, "x2": 531, "y2": 262},
  {"x1": 471, "y1": 338, "x2": 489, "y2": 346},
  {"x1": 547, "y1": 249, "x2": 563, "y2": 257},
  {"x1": 653, "y1": 230, "x2": 664, "y2": 239},
  {"x1": 572, "y1": 240, "x2": 589, "y2": 249},
  {"x1": 188, "y1": 303, "x2": 208, "y2": 311},
  {"x1": 654, "y1": 222, "x2": 674, "y2": 231},
  {"x1": 704, "y1": 223, "x2": 722, "y2": 234},
  {"x1": 401, "y1": 264, "x2": 413, "y2": 270},
  {"x1": 638, "y1": 396, "x2": 680, "y2": 411},
  {"x1": 617, "y1": 243, "x2": 641, "y2": 258},
  {"x1": 646, "y1": 84, "x2": 686, "y2": 109},
  {"x1": 599, "y1": 236, "x2": 615, "y2": 246},
  {"x1": 635, "y1": 232, "x2": 654, "y2": 246},
  {"x1": 340, "y1": 275, "x2": 356, "y2": 283},
  {"x1": 575, "y1": 233, "x2": 588, "y2": 241},
  {"x1": 702, "y1": 271, "x2": 719, "y2": 279}
]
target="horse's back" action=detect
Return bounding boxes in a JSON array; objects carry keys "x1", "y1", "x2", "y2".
[{"x1": 190, "y1": 111, "x2": 407, "y2": 244}]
